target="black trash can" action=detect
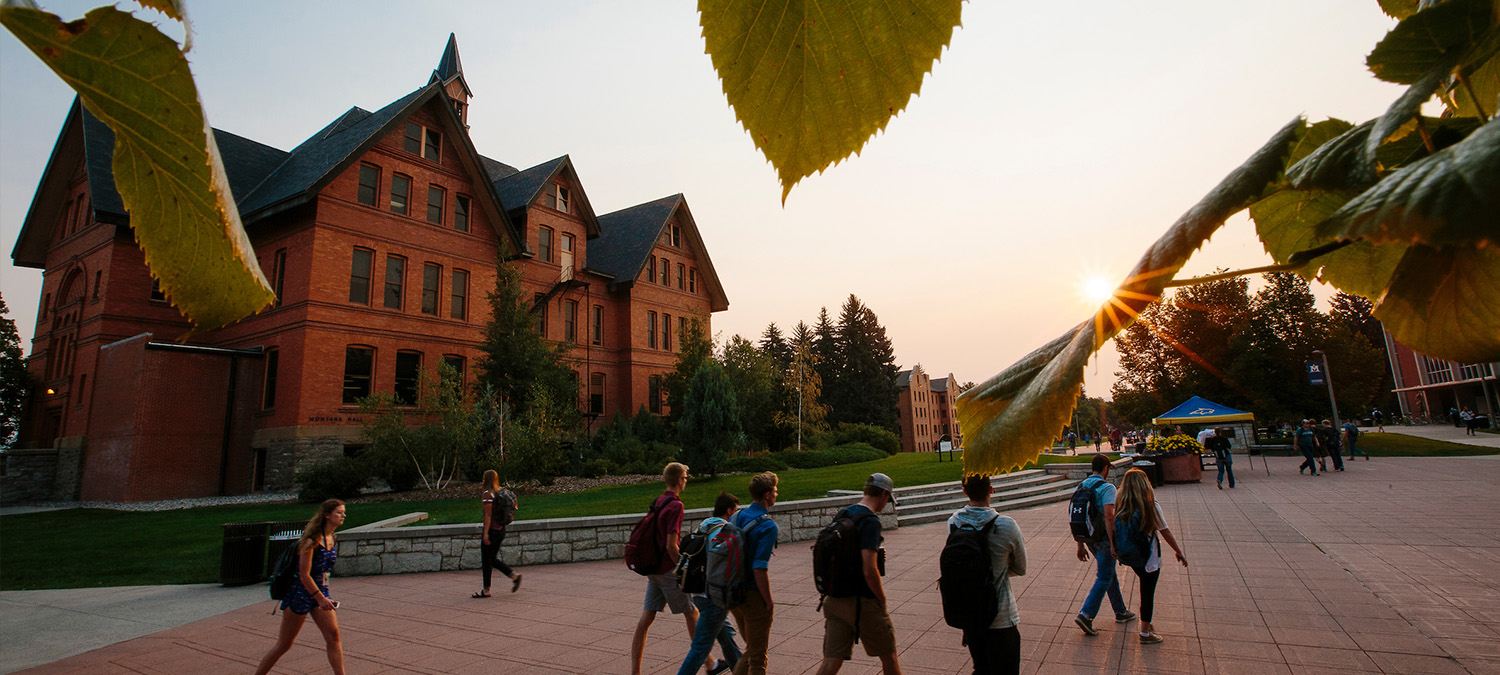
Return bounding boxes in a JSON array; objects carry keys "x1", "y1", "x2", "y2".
[
  {"x1": 265, "y1": 520, "x2": 310, "y2": 573},
  {"x1": 1132, "y1": 460, "x2": 1162, "y2": 488},
  {"x1": 221, "y1": 522, "x2": 270, "y2": 586}
]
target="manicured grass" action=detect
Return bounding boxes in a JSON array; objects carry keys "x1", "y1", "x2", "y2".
[{"x1": 1352, "y1": 432, "x2": 1498, "y2": 457}]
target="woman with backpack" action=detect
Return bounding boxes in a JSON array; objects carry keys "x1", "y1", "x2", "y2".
[
  {"x1": 1112, "y1": 469, "x2": 1187, "y2": 645},
  {"x1": 254, "y1": 499, "x2": 348, "y2": 675},
  {"x1": 473, "y1": 470, "x2": 522, "y2": 598}
]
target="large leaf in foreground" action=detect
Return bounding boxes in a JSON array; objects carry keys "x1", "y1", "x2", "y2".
[
  {"x1": 1249, "y1": 188, "x2": 1407, "y2": 300},
  {"x1": 1366, "y1": 0, "x2": 1496, "y2": 85},
  {"x1": 700, "y1": 0, "x2": 963, "y2": 202},
  {"x1": 1376, "y1": 245, "x2": 1500, "y2": 363},
  {"x1": 954, "y1": 119, "x2": 1302, "y2": 477},
  {"x1": 0, "y1": 4, "x2": 273, "y2": 331}
]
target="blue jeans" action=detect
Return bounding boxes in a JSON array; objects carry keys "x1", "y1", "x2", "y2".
[
  {"x1": 1079, "y1": 540, "x2": 1127, "y2": 619},
  {"x1": 1299, "y1": 446, "x2": 1319, "y2": 474},
  {"x1": 1217, "y1": 458, "x2": 1235, "y2": 487},
  {"x1": 675, "y1": 596, "x2": 740, "y2": 675}
]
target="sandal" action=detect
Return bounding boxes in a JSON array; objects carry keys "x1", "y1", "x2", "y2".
[
  {"x1": 471, "y1": 589, "x2": 491, "y2": 598},
  {"x1": 511, "y1": 574, "x2": 523, "y2": 593}
]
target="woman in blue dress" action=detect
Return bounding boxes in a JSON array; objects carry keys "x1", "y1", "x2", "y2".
[{"x1": 255, "y1": 499, "x2": 347, "y2": 675}]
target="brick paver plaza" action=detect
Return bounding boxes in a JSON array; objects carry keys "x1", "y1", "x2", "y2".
[{"x1": 18, "y1": 455, "x2": 1500, "y2": 674}]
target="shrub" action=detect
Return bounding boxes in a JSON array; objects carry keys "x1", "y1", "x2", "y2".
[
  {"x1": 722, "y1": 455, "x2": 790, "y2": 473},
  {"x1": 777, "y1": 443, "x2": 885, "y2": 469},
  {"x1": 296, "y1": 457, "x2": 368, "y2": 503},
  {"x1": 580, "y1": 458, "x2": 616, "y2": 479},
  {"x1": 829, "y1": 423, "x2": 900, "y2": 455}
]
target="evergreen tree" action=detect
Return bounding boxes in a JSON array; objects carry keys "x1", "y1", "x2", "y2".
[
  {"x1": 812, "y1": 307, "x2": 839, "y2": 402},
  {"x1": 0, "y1": 296, "x2": 31, "y2": 449},
  {"x1": 677, "y1": 361, "x2": 742, "y2": 477},
  {"x1": 722, "y1": 334, "x2": 780, "y2": 451},
  {"x1": 1330, "y1": 291, "x2": 1396, "y2": 412},
  {"x1": 790, "y1": 320, "x2": 813, "y2": 351},
  {"x1": 826, "y1": 295, "x2": 899, "y2": 430},
  {"x1": 476, "y1": 258, "x2": 578, "y2": 419},
  {"x1": 759, "y1": 323, "x2": 793, "y2": 373},
  {"x1": 665, "y1": 317, "x2": 713, "y2": 425}
]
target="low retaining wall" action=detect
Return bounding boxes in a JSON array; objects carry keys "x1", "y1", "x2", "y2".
[
  {"x1": 1042, "y1": 456, "x2": 1135, "y2": 483},
  {"x1": 335, "y1": 494, "x2": 898, "y2": 577}
]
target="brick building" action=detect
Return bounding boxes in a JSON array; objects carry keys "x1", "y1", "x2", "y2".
[
  {"x1": 895, "y1": 365, "x2": 963, "y2": 453},
  {"x1": 1383, "y1": 329, "x2": 1497, "y2": 427},
  {"x1": 8, "y1": 36, "x2": 728, "y2": 501}
]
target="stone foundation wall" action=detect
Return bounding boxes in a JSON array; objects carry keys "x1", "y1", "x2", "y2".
[
  {"x1": 1042, "y1": 456, "x2": 1134, "y2": 484},
  {"x1": 266, "y1": 436, "x2": 344, "y2": 491},
  {"x1": 335, "y1": 495, "x2": 898, "y2": 577},
  {"x1": 1, "y1": 448, "x2": 59, "y2": 505}
]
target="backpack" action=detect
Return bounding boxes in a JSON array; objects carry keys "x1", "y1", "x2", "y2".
[
  {"x1": 939, "y1": 514, "x2": 1000, "y2": 630},
  {"x1": 811, "y1": 508, "x2": 876, "y2": 599},
  {"x1": 491, "y1": 489, "x2": 517, "y2": 527},
  {"x1": 268, "y1": 543, "x2": 299, "y2": 601},
  {"x1": 675, "y1": 522, "x2": 722, "y2": 594},
  {"x1": 705, "y1": 514, "x2": 770, "y2": 609},
  {"x1": 1068, "y1": 476, "x2": 1107, "y2": 543},
  {"x1": 624, "y1": 495, "x2": 677, "y2": 576},
  {"x1": 1113, "y1": 511, "x2": 1155, "y2": 569}
]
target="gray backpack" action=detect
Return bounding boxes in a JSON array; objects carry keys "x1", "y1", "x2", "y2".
[{"x1": 705, "y1": 514, "x2": 770, "y2": 609}]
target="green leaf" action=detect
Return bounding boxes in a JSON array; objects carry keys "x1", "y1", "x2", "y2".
[
  {"x1": 1363, "y1": 67, "x2": 1449, "y2": 179},
  {"x1": 1376, "y1": 245, "x2": 1500, "y2": 363},
  {"x1": 1366, "y1": 0, "x2": 1496, "y2": 85},
  {"x1": 699, "y1": 0, "x2": 964, "y2": 202},
  {"x1": 1318, "y1": 117, "x2": 1500, "y2": 249},
  {"x1": 1, "y1": 4, "x2": 273, "y2": 331},
  {"x1": 955, "y1": 118, "x2": 1303, "y2": 477},
  {"x1": 1447, "y1": 45, "x2": 1500, "y2": 117},
  {"x1": 1286, "y1": 120, "x2": 1374, "y2": 191},
  {"x1": 1288, "y1": 118, "x2": 1355, "y2": 169},
  {"x1": 1378, "y1": 0, "x2": 1422, "y2": 21},
  {"x1": 1249, "y1": 187, "x2": 1406, "y2": 300}
]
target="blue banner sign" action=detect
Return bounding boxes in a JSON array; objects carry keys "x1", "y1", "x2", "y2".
[{"x1": 1307, "y1": 360, "x2": 1325, "y2": 386}]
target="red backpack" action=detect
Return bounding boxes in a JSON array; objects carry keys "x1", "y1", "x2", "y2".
[{"x1": 625, "y1": 495, "x2": 677, "y2": 576}]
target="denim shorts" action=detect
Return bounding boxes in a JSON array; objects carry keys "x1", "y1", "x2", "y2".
[{"x1": 643, "y1": 573, "x2": 693, "y2": 614}]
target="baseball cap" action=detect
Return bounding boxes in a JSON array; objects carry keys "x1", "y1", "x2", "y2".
[{"x1": 866, "y1": 473, "x2": 897, "y2": 504}]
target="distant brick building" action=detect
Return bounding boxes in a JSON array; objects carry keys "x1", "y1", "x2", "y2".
[
  {"x1": 9, "y1": 36, "x2": 728, "y2": 501},
  {"x1": 1383, "y1": 329, "x2": 1497, "y2": 427},
  {"x1": 895, "y1": 365, "x2": 963, "y2": 453}
]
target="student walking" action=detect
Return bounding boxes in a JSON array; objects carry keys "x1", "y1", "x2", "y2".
[
  {"x1": 1072, "y1": 454, "x2": 1135, "y2": 636},
  {"x1": 728, "y1": 472, "x2": 780, "y2": 675},
  {"x1": 1319, "y1": 420, "x2": 1345, "y2": 472},
  {"x1": 815, "y1": 473, "x2": 902, "y2": 675},
  {"x1": 1463, "y1": 407, "x2": 1477, "y2": 435},
  {"x1": 1205, "y1": 429, "x2": 1234, "y2": 489},
  {"x1": 675, "y1": 492, "x2": 742, "y2": 675},
  {"x1": 1296, "y1": 420, "x2": 1321, "y2": 476},
  {"x1": 1343, "y1": 421, "x2": 1368, "y2": 460},
  {"x1": 943, "y1": 475, "x2": 1027, "y2": 675},
  {"x1": 630, "y1": 463, "x2": 701, "y2": 675},
  {"x1": 255, "y1": 499, "x2": 348, "y2": 675},
  {"x1": 473, "y1": 470, "x2": 521, "y2": 598},
  {"x1": 1112, "y1": 469, "x2": 1188, "y2": 644}
]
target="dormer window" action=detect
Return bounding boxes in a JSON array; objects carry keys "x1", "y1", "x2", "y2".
[
  {"x1": 671, "y1": 225, "x2": 682, "y2": 248},
  {"x1": 403, "y1": 122, "x2": 441, "y2": 162},
  {"x1": 544, "y1": 184, "x2": 570, "y2": 213}
]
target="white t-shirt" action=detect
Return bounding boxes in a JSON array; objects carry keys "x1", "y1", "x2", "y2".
[
  {"x1": 1196, "y1": 428, "x2": 1215, "y2": 445},
  {"x1": 1145, "y1": 503, "x2": 1168, "y2": 573}
]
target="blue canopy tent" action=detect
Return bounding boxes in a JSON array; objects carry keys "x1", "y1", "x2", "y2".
[{"x1": 1153, "y1": 396, "x2": 1262, "y2": 474}]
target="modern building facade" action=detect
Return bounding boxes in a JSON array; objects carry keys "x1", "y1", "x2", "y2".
[
  {"x1": 895, "y1": 365, "x2": 963, "y2": 453},
  {"x1": 1383, "y1": 329, "x2": 1497, "y2": 427},
  {"x1": 8, "y1": 37, "x2": 728, "y2": 501}
]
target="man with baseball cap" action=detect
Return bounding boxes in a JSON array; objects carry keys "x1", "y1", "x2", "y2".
[{"x1": 815, "y1": 473, "x2": 902, "y2": 675}]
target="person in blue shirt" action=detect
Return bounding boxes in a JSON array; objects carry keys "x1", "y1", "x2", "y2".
[
  {"x1": 1074, "y1": 454, "x2": 1135, "y2": 636},
  {"x1": 728, "y1": 472, "x2": 780, "y2": 675},
  {"x1": 1297, "y1": 420, "x2": 1321, "y2": 476}
]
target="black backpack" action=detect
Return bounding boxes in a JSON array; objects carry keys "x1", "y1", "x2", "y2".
[
  {"x1": 491, "y1": 489, "x2": 517, "y2": 527},
  {"x1": 812, "y1": 508, "x2": 875, "y2": 599},
  {"x1": 268, "y1": 544, "x2": 299, "y2": 601},
  {"x1": 1068, "y1": 476, "x2": 1107, "y2": 543},
  {"x1": 675, "y1": 521, "x2": 723, "y2": 594},
  {"x1": 939, "y1": 514, "x2": 1000, "y2": 630}
]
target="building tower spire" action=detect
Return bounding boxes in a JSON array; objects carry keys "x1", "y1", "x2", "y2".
[{"x1": 431, "y1": 33, "x2": 472, "y2": 127}]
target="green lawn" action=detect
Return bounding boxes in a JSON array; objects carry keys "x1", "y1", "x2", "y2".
[{"x1": 1353, "y1": 432, "x2": 1498, "y2": 457}]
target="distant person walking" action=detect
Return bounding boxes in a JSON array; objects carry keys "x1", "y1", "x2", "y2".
[
  {"x1": 473, "y1": 470, "x2": 521, "y2": 598},
  {"x1": 1320, "y1": 420, "x2": 1345, "y2": 472},
  {"x1": 630, "y1": 463, "x2": 700, "y2": 675},
  {"x1": 1450, "y1": 406, "x2": 1461, "y2": 427},
  {"x1": 729, "y1": 472, "x2": 781, "y2": 675},
  {"x1": 255, "y1": 499, "x2": 348, "y2": 675},
  {"x1": 1462, "y1": 407, "x2": 1477, "y2": 435},
  {"x1": 944, "y1": 475, "x2": 1027, "y2": 675},
  {"x1": 1112, "y1": 469, "x2": 1188, "y2": 645},
  {"x1": 675, "y1": 491, "x2": 741, "y2": 675},
  {"x1": 1072, "y1": 454, "x2": 1135, "y2": 636},
  {"x1": 1372, "y1": 408, "x2": 1384, "y2": 432},
  {"x1": 1205, "y1": 429, "x2": 1234, "y2": 489},
  {"x1": 1343, "y1": 421, "x2": 1368, "y2": 460},
  {"x1": 815, "y1": 473, "x2": 902, "y2": 675},
  {"x1": 1297, "y1": 420, "x2": 1321, "y2": 476}
]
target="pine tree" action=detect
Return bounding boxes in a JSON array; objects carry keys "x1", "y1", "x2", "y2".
[
  {"x1": 826, "y1": 295, "x2": 898, "y2": 430},
  {"x1": 759, "y1": 323, "x2": 792, "y2": 373},
  {"x1": 476, "y1": 258, "x2": 578, "y2": 421},
  {"x1": 677, "y1": 361, "x2": 742, "y2": 477},
  {"x1": 812, "y1": 307, "x2": 839, "y2": 403},
  {"x1": 0, "y1": 296, "x2": 32, "y2": 449},
  {"x1": 665, "y1": 316, "x2": 713, "y2": 425}
]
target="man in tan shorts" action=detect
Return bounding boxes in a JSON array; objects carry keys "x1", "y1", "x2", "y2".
[{"x1": 815, "y1": 473, "x2": 902, "y2": 675}]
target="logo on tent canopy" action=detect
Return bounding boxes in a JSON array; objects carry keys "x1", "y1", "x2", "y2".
[{"x1": 1190, "y1": 408, "x2": 1215, "y2": 415}]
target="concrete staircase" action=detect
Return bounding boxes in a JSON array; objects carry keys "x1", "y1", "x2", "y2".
[{"x1": 828, "y1": 470, "x2": 1081, "y2": 528}]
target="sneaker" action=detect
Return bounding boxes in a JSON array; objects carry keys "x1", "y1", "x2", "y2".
[
  {"x1": 1075, "y1": 615, "x2": 1099, "y2": 636},
  {"x1": 708, "y1": 659, "x2": 732, "y2": 675},
  {"x1": 1116, "y1": 612, "x2": 1137, "y2": 623},
  {"x1": 1140, "y1": 632, "x2": 1163, "y2": 644},
  {"x1": 1217, "y1": 482, "x2": 1223, "y2": 490},
  {"x1": 1300, "y1": 467, "x2": 1306, "y2": 475}
]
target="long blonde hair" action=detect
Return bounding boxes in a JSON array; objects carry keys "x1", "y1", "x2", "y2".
[
  {"x1": 482, "y1": 469, "x2": 501, "y2": 494},
  {"x1": 300, "y1": 499, "x2": 345, "y2": 545},
  {"x1": 1115, "y1": 469, "x2": 1159, "y2": 534}
]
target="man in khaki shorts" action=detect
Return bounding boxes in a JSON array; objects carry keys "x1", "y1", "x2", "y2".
[{"x1": 815, "y1": 473, "x2": 902, "y2": 675}]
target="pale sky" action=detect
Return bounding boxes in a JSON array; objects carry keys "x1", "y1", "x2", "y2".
[{"x1": 0, "y1": 1, "x2": 1404, "y2": 399}]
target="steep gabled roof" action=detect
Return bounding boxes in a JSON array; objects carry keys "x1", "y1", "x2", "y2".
[
  {"x1": 896, "y1": 369, "x2": 913, "y2": 388},
  {"x1": 492, "y1": 155, "x2": 601, "y2": 238},
  {"x1": 479, "y1": 154, "x2": 520, "y2": 181},
  {"x1": 590, "y1": 194, "x2": 729, "y2": 312},
  {"x1": 931, "y1": 377, "x2": 951, "y2": 393}
]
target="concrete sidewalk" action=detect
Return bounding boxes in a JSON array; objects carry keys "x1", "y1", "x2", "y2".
[{"x1": 9, "y1": 456, "x2": 1500, "y2": 674}]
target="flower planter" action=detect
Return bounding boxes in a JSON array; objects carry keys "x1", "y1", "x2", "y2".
[{"x1": 1158, "y1": 453, "x2": 1202, "y2": 484}]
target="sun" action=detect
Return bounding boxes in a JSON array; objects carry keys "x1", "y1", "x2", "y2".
[{"x1": 1082, "y1": 276, "x2": 1115, "y2": 304}]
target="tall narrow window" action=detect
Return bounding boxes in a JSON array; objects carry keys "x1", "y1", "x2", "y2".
[
  {"x1": 423, "y1": 128, "x2": 441, "y2": 161},
  {"x1": 390, "y1": 174, "x2": 410, "y2": 215},
  {"x1": 689, "y1": 269, "x2": 697, "y2": 293},
  {"x1": 454, "y1": 195, "x2": 470, "y2": 232},
  {"x1": 538, "y1": 226, "x2": 554, "y2": 263},
  {"x1": 427, "y1": 186, "x2": 444, "y2": 224},
  {"x1": 75, "y1": 373, "x2": 87, "y2": 409},
  {"x1": 647, "y1": 256, "x2": 656, "y2": 282},
  {"x1": 421, "y1": 263, "x2": 441, "y2": 315},
  {"x1": 450, "y1": 269, "x2": 469, "y2": 320},
  {"x1": 560, "y1": 233, "x2": 575, "y2": 274},
  {"x1": 442, "y1": 355, "x2": 466, "y2": 386},
  {"x1": 404, "y1": 122, "x2": 422, "y2": 155},
  {"x1": 545, "y1": 183, "x2": 570, "y2": 213},
  {"x1": 590, "y1": 372, "x2": 604, "y2": 415},
  {"x1": 92, "y1": 271, "x2": 102, "y2": 302},
  {"x1": 534, "y1": 294, "x2": 547, "y2": 334},
  {"x1": 150, "y1": 278, "x2": 166, "y2": 302},
  {"x1": 660, "y1": 257, "x2": 670, "y2": 285},
  {"x1": 349, "y1": 248, "x2": 373, "y2": 304},
  {"x1": 343, "y1": 346, "x2": 374, "y2": 404},
  {"x1": 647, "y1": 312, "x2": 657, "y2": 349},
  {"x1": 676, "y1": 263, "x2": 685, "y2": 290},
  {"x1": 663, "y1": 313, "x2": 672, "y2": 351},
  {"x1": 394, "y1": 351, "x2": 422, "y2": 405},
  {"x1": 679, "y1": 316, "x2": 687, "y2": 348},
  {"x1": 648, "y1": 375, "x2": 662, "y2": 414},
  {"x1": 357, "y1": 165, "x2": 379, "y2": 206},
  {"x1": 671, "y1": 225, "x2": 681, "y2": 247},
  {"x1": 564, "y1": 300, "x2": 578, "y2": 343},
  {"x1": 555, "y1": 185, "x2": 570, "y2": 213},
  {"x1": 272, "y1": 249, "x2": 287, "y2": 308},
  {"x1": 591, "y1": 305, "x2": 603, "y2": 346},
  {"x1": 384, "y1": 255, "x2": 405, "y2": 309},
  {"x1": 262, "y1": 348, "x2": 279, "y2": 410}
]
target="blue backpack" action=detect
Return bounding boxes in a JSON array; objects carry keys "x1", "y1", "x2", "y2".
[{"x1": 1113, "y1": 511, "x2": 1155, "y2": 569}]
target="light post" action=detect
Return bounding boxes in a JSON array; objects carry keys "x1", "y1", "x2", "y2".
[
  {"x1": 796, "y1": 355, "x2": 803, "y2": 452},
  {"x1": 1311, "y1": 349, "x2": 1342, "y2": 431}
]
